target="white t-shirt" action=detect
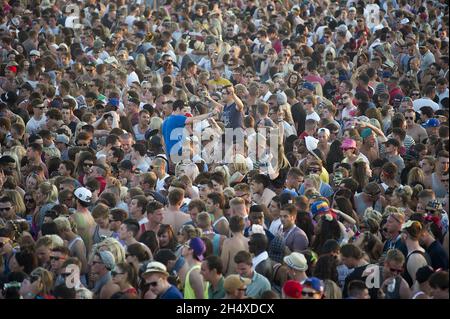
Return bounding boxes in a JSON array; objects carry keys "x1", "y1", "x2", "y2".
[{"x1": 26, "y1": 116, "x2": 47, "y2": 135}]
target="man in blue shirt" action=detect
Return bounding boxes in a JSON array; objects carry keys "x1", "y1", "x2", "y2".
[
  {"x1": 142, "y1": 261, "x2": 183, "y2": 299},
  {"x1": 162, "y1": 99, "x2": 217, "y2": 164}
]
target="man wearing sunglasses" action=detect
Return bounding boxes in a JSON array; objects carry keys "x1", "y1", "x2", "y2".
[
  {"x1": 405, "y1": 109, "x2": 428, "y2": 143},
  {"x1": 50, "y1": 246, "x2": 70, "y2": 286},
  {"x1": 378, "y1": 249, "x2": 411, "y2": 299},
  {"x1": 142, "y1": 261, "x2": 183, "y2": 299},
  {"x1": 25, "y1": 98, "x2": 47, "y2": 135}
]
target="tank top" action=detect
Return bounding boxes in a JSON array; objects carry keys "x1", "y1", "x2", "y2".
[
  {"x1": 68, "y1": 236, "x2": 83, "y2": 253},
  {"x1": 222, "y1": 102, "x2": 243, "y2": 129},
  {"x1": 403, "y1": 250, "x2": 431, "y2": 287},
  {"x1": 212, "y1": 233, "x2": 221, "y2": 256},
  {"x1": 382, "y1": 276, "x2": 402, "y2": 299},
  {"x1": 212, "y1": 216, "x2": 228, "y2": 234},
  {"x1": 183, "y1": 264, "x2": 208, "y2": 299}
]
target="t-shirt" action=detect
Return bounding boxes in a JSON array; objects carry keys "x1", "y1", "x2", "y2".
[
  {"x1": 159, "y1": 285, "x2": 184, "y2": 299},
  {"x1": 246, "y1": 271, "x2": 271, "y2": 299},
  {"x1": 426, "y1": 240, "x2": 449, "y2": 270},
  {"x1": 162, "y1": 114, "x2": 187, "y2": 161},
  {"x1": 26, "y1": 116, "x2": 47, "y2": 135},
  {"x1": 283, "y1": 225, "x2": 309, "y2": 252}
]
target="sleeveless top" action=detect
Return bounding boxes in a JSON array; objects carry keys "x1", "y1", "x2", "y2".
[
  {"x1": 382, "y1": 276, "x2": 402, "y2": 299},
  {"x1": 222, "y1": 102, "x2": 243, "y2": 129},
  {"x1": 183, "y1": 264, "x2": 208, "y2": 299},
  {"x1": 403, "y1": 250, "x2": 431, "y2": 287},
  {"x1": 411, "y1": 291, "x2": 427, "y2": 299},
  {"x1": 212, "y1": 216, "x2": 228, "y2": 234},
  {"x1": 212, "y1": 233, "x2": 221, "y2": 256},
  {"x1": 68, "y1": 236, "x2": 83, "y2": 253}
]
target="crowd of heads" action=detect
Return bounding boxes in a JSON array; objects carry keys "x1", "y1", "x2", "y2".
[{"x1": 0, "y1": 0, "x2": 449, "y2": 300}]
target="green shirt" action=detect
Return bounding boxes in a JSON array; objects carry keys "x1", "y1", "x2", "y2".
[{"x1": 208, "y1": 276, "x2": 225, "y2": 299}]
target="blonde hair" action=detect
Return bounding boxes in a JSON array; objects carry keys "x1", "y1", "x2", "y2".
[
  {"x1": 323, "y1": 279, "x2": 342, "y2": 299},
  {"x1": 36, "y1": 234, "x2": 64, "y2": 249},
  {"x1": 394, "y1": 185, "x2": 413, "y2": 204},
  {"x1": 149, "y1": 116, "x2": 163, "y2": 132},
  {"x1": 305, "y1": 174, "x2": 321, "y2": 191},
  {"x1": 38, "y1": 182, "x2": 58, "y2": 204},
  {"x1": 407, "y1": 168, "x2": 425, "y2": 186},
  {"x1": 54, "y1": 216, "x2": 72, "y2": 233},
  {"x1": 90, "y1": 237, "x2": 126, "y2": 265},
  {"x1": 363, "y1": 207, "x2": 383, "y2": 225},
  {"x1": 4, "y1": 190, "x2": 26, "y2": 216},
  {"x1": 30, "y1": 267, "x2": 54, "y2": 295},
  {"x1": 231, "y1": 154, "x2": 249, "y2": 175},
  {"x1": 214, "y1": 166, "x2": 230, "y2": 187},
  {"x1": 175, "y1": 163, "x2": 199, "y2": 182},
  {"x1": 135, "y1": 53, "x2": 147, "y2": 72}
]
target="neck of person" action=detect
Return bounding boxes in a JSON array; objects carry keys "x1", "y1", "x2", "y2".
[
  {"x1": 125, "y1": 237, "x2": 137, "y2": 246},
  {"x1": 147, "y1": 219, "x2": 160, "y2": 231},
  {"x1": 406, "y1": 239, "x2": 422, "y2": 252},
  {"x1": 77, "y1": 205, "x2": 89, "y2": 213},
  {"x1": 210, "y1": 274, "x2": 222, "y2": 289},
  {"x1": 168, "y1": 204, "x2": 181, "y2": 211},
  {"x1": 283, "y1": 223, "x2": 294, "y2": 232},
  {"x1": 294, "y1": 271, "x2": 307, "y2": 282},
  {"x1": 388, "y1": 230, "x2": 400, "y2": 241}
]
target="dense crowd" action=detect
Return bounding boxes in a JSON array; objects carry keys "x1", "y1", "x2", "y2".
[{"x1": 0, "y1": 0, "x2": 449, "y2": 300}]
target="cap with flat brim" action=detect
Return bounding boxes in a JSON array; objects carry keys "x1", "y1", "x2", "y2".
[{"x1": 142, "y1": 261, "x2": 169, "y2": 278}]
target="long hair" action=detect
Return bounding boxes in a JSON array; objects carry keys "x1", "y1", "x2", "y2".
[
  {"x1": 312, "y1": 216, "x2": 341, "y2": 252},
  {"x1": 115, "y1": 262, "x2": 139, "y2": 290},
  {"x1": 352, "y1": 161, "x2": 369, "y2": 193},
  {"x1": 157, "y1": 224, "x2": 178, "y2": 252}
]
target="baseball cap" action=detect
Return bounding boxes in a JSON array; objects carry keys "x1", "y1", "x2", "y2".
[
  {"x1": 422, "y1": 118, "x2": 440, "y2": 128},
  {"x1": 189, "y1": 237, "x2": 206, "y2": 261},
  {"x1": 341, "y1": 138, "x2": 357, "y2": 150},
  {"x1": 310, "y1": 200, "x2": 330, "y2": 217},
  {"x1": 303, "y1": 82, "x2": 315, "y2": 91},
  {"x1": 55, "y1": 134, "x2": 70, "y2": 145},
  {"x1": 283, "y1": 252, "x2": 308, "y2": 271},
  {"x1": 98, "y1": 250, "x2": 115, "y2": 270},
  {"x1": 305, "y1": 136, "x2": 319, "y2": 153},
  {"x1": 426, "y1": 199, "x2": 443, "y2": 211},
  {"x1": 382, "y1": 71, "x2": 392, "y2": 79},
  {"x1": 108, "y1": 97, "x2": 120, "y2": 107},
  {"x1": 283, "y1": 280, "x2": 303, "y2": 299},
  {"x1": 303, "y1": 277, "x2": 324, "y2": 293},
  {"x1": 74, "y1": 187, "x2": 92, "y2": 203},
  {"x1": 30, "y1": 50, "x2": 40, "y2": 57},
  {"x1": 142, "y1": 261, "x2": 169, "y2": 278},
  {"x1": 360, "y1": 128, "x2": 373, "y2": 139},
  {"x1": 223, "y1": 275, "x2": 251, "y2": 293}
]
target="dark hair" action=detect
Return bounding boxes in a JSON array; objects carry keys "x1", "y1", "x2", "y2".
[
  {"x1": 123, "y1": 219, "x2": 140, "y2": 238},
  {"x1": 347, "y1": 280, "x2": 368, "y2": 297},
  {"x1": 53, "y1": 284, "x2": 76, "y2": 299},
  {"x1": 428, "y1": 271, "x2": 449, "y2": 290},
  {"x1": 234, "y1": 250, "x2": 252, "y2": 266},
  {"x1": 204, "y1": 255, "x2": 223, "y2": 275},
  {"x1": 157, "y1": 224, "x2": 178, "y2": 251},
  {"x1": 126, "y1": 243, "x2": 150, "y2": 262},
  {"x1": 296, "y1": 212, "x2": 314, "y2": 244},
  {"x1": 320, "y1": 239, "x2": 340, "y2": 256},
  {"x1": 313, "y1": 254, "x2": 339, "y2": 282},
  {"x1": 312, "y1": 216, "x2": 341, "y2": 252},
  {"x1": 340, "y1": 244, "x2": 364, "y2": 259},
  {"x1": 139, "y1": 231, "x2": 159, "y2": 254},
  {"x1": 13, "y1": 251, "x2": 38, "y2": 274}
]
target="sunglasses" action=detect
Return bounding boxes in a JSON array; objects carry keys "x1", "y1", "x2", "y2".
[
  {"x1": 24, "y1": 198, "x2": 34, "y2": 202},
  {"x1": 238, "y1": 288, "x2": 247, "y2": 292},
  {"x1": 83, "y1": 163, "x2": 93, "y2": 167},
  {"x1": 405, "y1": 117, "x2": 414, "y2": 120},
  {"x1": 411, "y1": 92, "x2": 420, "y2": 96},
  {"x1": 302, "y1": 291, "x2": 318, "y2": 297},
  {"x1": 30, "y1": 275, "x2": 40, "y2": 283},
  {"x1": 148, "y1": 281, "x2": 159, "y2": 287},
  {"x1": 91, "y1": 260, "x2": 104, "y2": 265},
  {"x1": 0, "y1": 207, "x2": 12, "y2": 212},
  {"x1": 390, "y1": 268, "x2": 403, "y2": 274},
  {"x1": 50, "y1": 256, "x2": 65, "y2": 261},
  {"x1": 111, "y1": 271, "x2": 125, "y2": 277}
]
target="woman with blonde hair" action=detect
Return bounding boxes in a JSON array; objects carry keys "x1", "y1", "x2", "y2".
[
  {"x1": 419, "y1": 156, "x2": 435, "y2": 189},
  {"x1": 148, "y1": 71, "x2": 163, "y2": 90},
  {"x1": 323, "y1": 279, "x2": 342, "y2": 299},
  {"x1": 25, "y1": 172, "x2": 45, "y2": 193},
  {"x1": 90, "y1": 237, "x2": 126, "y2": 266},
  {"x1": 392, "y1": 186, "x2": 415, "y2": 217},
  {"x1": 135, "y1": 53, "x2": 147, "y2": 73},
  {"x1": 407, "y1": 167, "x2": 425, "y2": 187},
  {"x1": 34, "y1": 182, "x2": 58, "y2": 232},
  {"x1": 229, "y1": 154, "x2": 250, "y2": 185},
  {"x1": 19, "y1": 267, "x2": 54, "y2": 299}
]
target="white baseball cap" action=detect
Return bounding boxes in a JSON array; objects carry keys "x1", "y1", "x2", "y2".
[{"x1": 74, "y1": 187, "x2": 92, "y2": 203}]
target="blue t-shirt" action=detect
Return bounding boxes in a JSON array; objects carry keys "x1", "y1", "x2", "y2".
[
  {"x1": 162, "y1": 114, "x2": 187, "y2": 161},
  {"x1": 159, "y1": 285, "x2": 184, "y2": 299},
  {"x1": 298, "y1": 182, "x2": 334, "y2": 198},
  {"x1": 222, "y1": 103, "x2": 243, "y2": 129}
]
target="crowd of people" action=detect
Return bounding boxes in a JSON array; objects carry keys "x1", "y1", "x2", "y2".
[{"x1": 0, "y1": 0, "x2": 449, "y2": 300}]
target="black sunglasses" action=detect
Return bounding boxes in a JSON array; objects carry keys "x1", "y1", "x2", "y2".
[
  {"x1": 111, "y1": 271, "x2": 125, "y2": 277},
  {"x1": 50, "y1": 256, "x2": 65, "y2": 261},
  {"x1": 148, "y1": 281, "x2": 159, "y2": 287},
  {"x1": 0, "y1": 207, "x2": 12, "y2": 212},
  {"x1": 83, "y1": 163, "x2": 93, "y2": 167},
  {"x1": 302, "y1": 291, "x2": 317, "y2": 297}
]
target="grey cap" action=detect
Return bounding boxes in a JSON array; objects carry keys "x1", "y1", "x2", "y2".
[
  {"x1": 98, "y1": 250, "x2": 116, "y2": 271},
  {"x1": 55, "y1": 134, "x2": 70, "y2": 145}
]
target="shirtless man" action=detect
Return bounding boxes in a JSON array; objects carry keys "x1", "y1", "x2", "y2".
[
  {"x1": 405, "y1": 109, "x2": 428, "y2": 144},
  {"x1": 162, "y1": 188, "x2": 191, "y2": 234},
  {"x1": 221, "y1": 215, "x2": 249, "y2": 276}
]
